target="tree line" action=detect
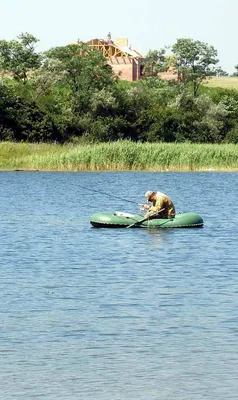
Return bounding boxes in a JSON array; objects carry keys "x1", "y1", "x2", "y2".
[{"x1": 0, "y1": 33, "x2": 238, "y2": 144}]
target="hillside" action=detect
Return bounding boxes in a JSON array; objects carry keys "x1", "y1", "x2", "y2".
[{"x1": 205, "y1": 76, "x2": 238, "y2": 90}]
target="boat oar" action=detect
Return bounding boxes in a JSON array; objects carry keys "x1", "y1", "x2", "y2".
[{"x1": 126, "y1": 208, "x2": 165, "y2": 229}]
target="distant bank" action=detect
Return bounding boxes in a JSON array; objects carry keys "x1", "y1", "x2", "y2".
[{"x1": 0, "y1": 141, "x2": 237, "y2": 172}]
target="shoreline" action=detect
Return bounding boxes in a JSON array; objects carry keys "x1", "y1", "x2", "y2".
[{"x1": 1, "y1": 167, "x2": 238, "y2": 173}]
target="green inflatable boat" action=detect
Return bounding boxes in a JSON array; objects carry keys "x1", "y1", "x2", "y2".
[{"x1": 90, "y1": 211, "x2": 204, "y2": 229}]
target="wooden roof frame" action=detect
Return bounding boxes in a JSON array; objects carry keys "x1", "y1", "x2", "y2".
[{"x1": 87, "y1": 39, "x2": 141, "y2": 59}]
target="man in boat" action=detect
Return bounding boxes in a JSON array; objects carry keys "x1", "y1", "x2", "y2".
[{"x1": 140, "y1": 191, "x2": 175, "y2": 219}]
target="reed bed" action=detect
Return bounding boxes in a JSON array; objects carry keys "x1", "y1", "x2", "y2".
[{"x1": 0, "y1": 141, "x2": 237, "y2": 171}]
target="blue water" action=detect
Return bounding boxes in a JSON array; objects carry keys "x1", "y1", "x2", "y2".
[{"x1": 0, "y1": 171, "x2": 238, "y2": 400}]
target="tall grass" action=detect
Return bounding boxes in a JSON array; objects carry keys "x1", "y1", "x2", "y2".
[{"x1": 0, "y1": 141, "x2": 237, "y2": 171}]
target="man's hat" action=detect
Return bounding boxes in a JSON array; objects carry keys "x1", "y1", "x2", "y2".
[{"x1": 145, "y1": 191, "x2": 153, "y2": 202}]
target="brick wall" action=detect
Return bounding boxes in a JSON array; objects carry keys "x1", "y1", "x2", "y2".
[{"x1": 108, "y1": 57, "x2": 142, "y2": 81}]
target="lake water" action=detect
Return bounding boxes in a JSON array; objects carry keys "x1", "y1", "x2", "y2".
[{"x1": 1, "y1": 171, "x2": 238, "y2": 400}]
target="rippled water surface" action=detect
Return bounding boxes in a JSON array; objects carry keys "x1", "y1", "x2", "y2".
[{"x1": 1, "y1": 171, "x2": 238, "y2": 400}]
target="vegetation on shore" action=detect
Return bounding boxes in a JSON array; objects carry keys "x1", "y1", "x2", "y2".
[
  {"x1": 1, "y1": 34, "x2": 238, "y2": 147},
  {"x1": 1, "y1": 141, "x2": 237, "y2": 171}
]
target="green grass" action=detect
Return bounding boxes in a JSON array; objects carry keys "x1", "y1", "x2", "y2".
[
  {"x1": 205, "y1": 76, "x2": 238, "y2": 90},
  {"x1": 0, "y1": 141, "x2": 237, "y2": 171}
]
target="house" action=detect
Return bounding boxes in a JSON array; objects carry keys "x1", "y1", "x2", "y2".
[{"x1": 87, "y1": 33, "x2": 144, "y2": 81}]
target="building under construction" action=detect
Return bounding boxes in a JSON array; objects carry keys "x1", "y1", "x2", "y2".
[{"x1": 87, "y1": 33, "x2": 144, "y2": 81}]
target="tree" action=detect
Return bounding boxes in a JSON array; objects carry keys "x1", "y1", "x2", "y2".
[
  {"x1": 0, "y1": 33, "x2": 41, "y2": 84},
  {"x1": 143, "y1": 49, "x2": 166, "y2": 77},
  {"x1": 38, "y1": 42, "x2": 116, "y2": 116},
  {"x1": 172, "y1": 93, "x2": 229, "y2": 142},
  {"x1": 43, "y1": 43, "x2": 115, "y2": 95},
  {"x1": 171, "y1": 38, "x2": 220, "y2": 96},
  {"x1": 232, "y1": 64, "x2": 238, "y2": 77},
  {"x1": 0, "y1": 83, "x2": 62, "y2": 142},
  {"x1": 216, "y1": 67, "x2": 228, "y2": 77}
]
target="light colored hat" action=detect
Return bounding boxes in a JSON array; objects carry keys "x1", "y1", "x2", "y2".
[{"x1": 145, "y1": 191, "x2": 153, "y2": 202}]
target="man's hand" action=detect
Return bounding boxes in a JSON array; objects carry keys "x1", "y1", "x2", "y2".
[{"x1": 138, "y1": 203, "x2": 150, "y2": 210}]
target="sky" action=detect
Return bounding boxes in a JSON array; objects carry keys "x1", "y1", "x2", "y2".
[{"x1": 1, "y1": 0, "x2": 238, "y2": 74}]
